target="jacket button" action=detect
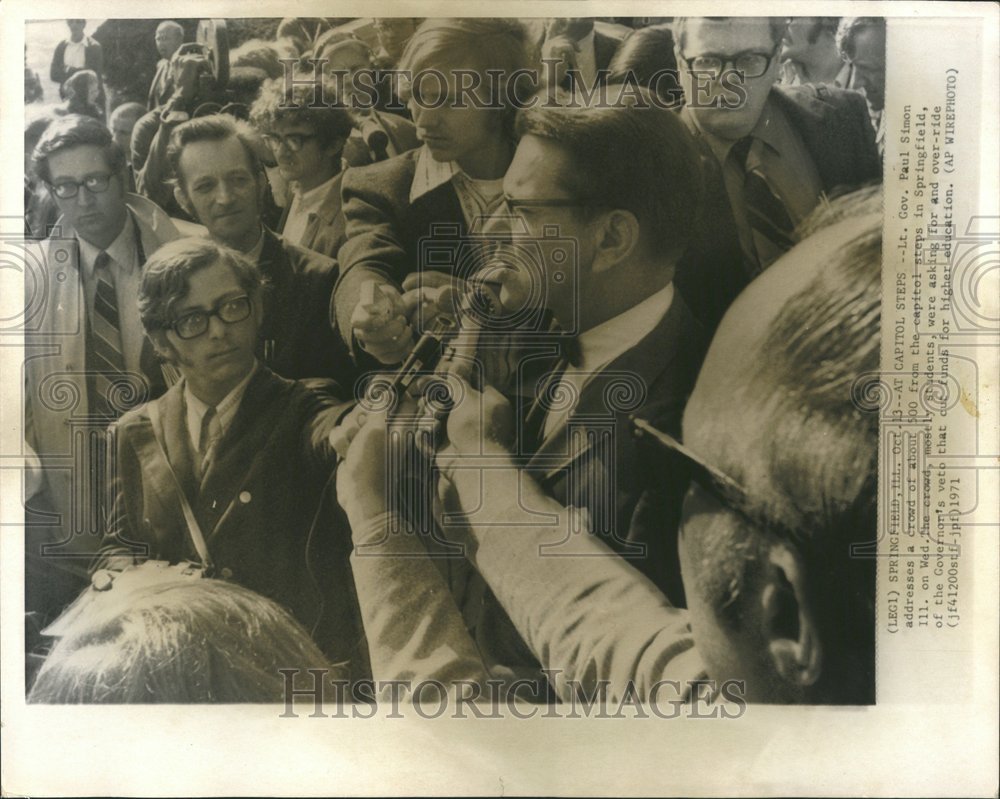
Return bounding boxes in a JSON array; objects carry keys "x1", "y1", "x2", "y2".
[
  {"x1": 220, "y1": 567, "x2": 234, "y2": 579},
  {"x1": 239, "y1": 491, "x2": 251, "y2": 504}
]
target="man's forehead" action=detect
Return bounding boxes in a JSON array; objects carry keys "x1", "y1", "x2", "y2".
[
  {"x1": 505, "y1": 135, "x2": 574, "y2": 195},
  {"x1": 179, "y1": 136, "x2": 254, "y2": 176},
  {"x1": 175, "y1": 262, "x2": 242, "y2": 310},
  {"x1": 851, "y1": 27, "x2": 886, "y2": 62},
  {"x1": 48, "y1": 144, "x2": 111, "y2": 177}
]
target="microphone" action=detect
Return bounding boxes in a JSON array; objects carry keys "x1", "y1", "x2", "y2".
[{"x1": 360, "y1": 116, "x2": 390, "y2": 161}]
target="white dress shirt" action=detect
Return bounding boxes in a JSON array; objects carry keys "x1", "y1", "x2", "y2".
[
  {"x1": 542, "y1": 281, "x2": 675, "y2": 440},
  {"x1": 184, "y1": 360, "x2": 259, "y2": 454}
]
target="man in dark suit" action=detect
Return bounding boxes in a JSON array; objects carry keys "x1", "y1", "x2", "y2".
[
  {"x1": 249, "y1": 74, "x2": 363, "y2": 259},
  {"x1": 673, "y1": 16, "x2": 880, "y2": 273},
  {"x1": 95, "y1": 237, "x2": 364, "y2": 667},
  {"x1": 167, "y1": 114, "x2": 355, "y2": 385}
]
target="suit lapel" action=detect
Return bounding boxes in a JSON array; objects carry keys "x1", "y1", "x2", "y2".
[
  {"x1": 529, "y1": 293, "x2": 700, "y2": 479},
  {"x1": 156, "y1": 381, "x2": 199, "y2": 503},
  {"x1": 198, "y1": 368, "x2": 289, "y2": 534}
]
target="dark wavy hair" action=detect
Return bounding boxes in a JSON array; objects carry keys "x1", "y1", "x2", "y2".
[{"x1": 31, "y1": 114, "x2": 125, "y2": 184}]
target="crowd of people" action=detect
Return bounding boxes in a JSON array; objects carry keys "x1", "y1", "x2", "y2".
[{"x1": 23, "y1": 16, "x2": 885, "y2": 705}]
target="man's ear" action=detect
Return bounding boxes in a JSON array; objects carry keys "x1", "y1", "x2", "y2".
[
  {"x1": 173, "y1": 185, "x2": 195, "y2": 218},
  {"x1": 590, "y1": 209, "x2": 640, "y2": 274},
  {"x1": 761, "y1": 542, "x2": 823, "y2": 688}
]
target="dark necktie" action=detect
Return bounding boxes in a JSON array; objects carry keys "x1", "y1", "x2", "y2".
[
  {"x1": 196, "y1": 406, "x2": 222, "y2": 484},
  {"x1": 87, "y1": 251, "x2": 126, "y2": 419},
  {"x1": 732, "y1": 136, "x2": 796, "y2": 271},
  {"x1": 517, "y1": 333, "x2": 580, "y2": 456}
]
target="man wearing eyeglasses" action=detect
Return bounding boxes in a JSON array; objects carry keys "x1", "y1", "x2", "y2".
[
  {"x1": 330, "y1": 89, "x2": 708, "y2": 687},
  {"x1": 337, "y1": 186, "x2": 880, "y2": 705},
  {"x1": 248, "y1": 77, "x2": 356, "y2": 258},
  {"x1": 673, "y1": 16, "x2": 880, "y2": 273},
  {"x1": 92, "y1": 237, "x2": 365, "y2": 669},
  {"x1": 167, "y1": 114, "x2": 354, "y2": 385},
  {"x1": 24, "y1": 114, "x2": 182, "y2": 632}
]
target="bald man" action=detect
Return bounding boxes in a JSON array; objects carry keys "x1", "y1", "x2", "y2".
[{"x1": 148, "y1": 20, "x2": 184, "y2": 110}]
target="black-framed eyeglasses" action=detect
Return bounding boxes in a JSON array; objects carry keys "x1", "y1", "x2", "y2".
[
  {"x1": 168, "y1": 295, "x2": 253, "y2": 340},
  {"x1": 262, "y1": 132, "x2": 320, "y2": 153},
  {"x1": 47, "y1": 173, "x2": 113, "y2": 199},
  {"x1": 678, "y1": 45, "x2": 781, "y2": 79}
]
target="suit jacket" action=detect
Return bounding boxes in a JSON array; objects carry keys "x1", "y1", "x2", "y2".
[
  {"x1": 24, "y1": 194, "x2": 180, "y2": 550},
  {"x1": 350, "y1": 504, "x2": 706, "y2": 703},
  {"x1": 256, "y1": 228, "x2": 356, "y2": 389},
  {"x1": 334, "y1": 148, "x2": 468, "y2": 351},
  {"x1": 50, "y1": 36, "x2": 103, "y2": 86},
  {"x1": 436, "y1": 291, "x2": 707, "y2": 682},
  {"x1": 592, "y1": 29, "x2": 621, "y2": 74},
  {"x1": 147, "y1": 58, "x2": 172, "y2": 110},
  {"x1": 770, "y1": 83, "x2": 882, "y2": 193},
  {"x1": 276, "y1": 172, "x2": 347, "y2": 259},
  {"x1": 96, "y1": 368, "x2": 367, "y2": 668},
  {"x1": 23, "y1": 194, "x2": 180, "y2": 628},
  {"x1": 680, "y1": 83, "x2": 881, "y2": 279}
]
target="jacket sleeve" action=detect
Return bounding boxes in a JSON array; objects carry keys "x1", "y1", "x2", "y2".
[
  {"x1": 346, "y1": 511, "x2": 492, "y2": 693},
  {"x1": 444, "y1": 459, "x2": 706, "y2": 702},
  {"x1": 49, "y1": 40, "x2": 66, "y2": 85},
  {"x1": 333, "y1": 165, "x2": 413, "y2": 349},
  {"x1": 92, "y1": 422, "x2": 146, "y2": 573}
]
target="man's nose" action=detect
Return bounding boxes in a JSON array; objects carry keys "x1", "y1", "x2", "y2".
[
  {"x1": 77, "y1": 185, "x2": 96, "y2": 206},
  {"x1": 206, "y1": 313, "x2": 227, "y2": 339},
  {"x1": 214, "y1": 181, "x2": 234, "y2": 205}
]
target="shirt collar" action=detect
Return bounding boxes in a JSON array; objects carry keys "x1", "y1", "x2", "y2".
[
  {"x1": 245, "y1": 228, "x2": 266, "y2": 263},
  {"x1": 76, "y1": 212, "x2": 137, "y2": 278},
  {"x1": 834, "y1": 60, "x2": 854, "y2": 89},
  {"x1": 409, "y1": 145, "x2": 460, "y2": 204},
  {"x1": 295, "y1": 173, "x2": 339, "y2": 207},
  {"x1": 184, "y1": 359, "x2": 259, "y2": 443},
  {"x1": 574, "y1": 281, "x2": 675, "y2": 375}
]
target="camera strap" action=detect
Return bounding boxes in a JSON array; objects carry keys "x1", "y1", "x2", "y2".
[{"x1": 146, "y1": 402, "x2": 216, "y2": 575}]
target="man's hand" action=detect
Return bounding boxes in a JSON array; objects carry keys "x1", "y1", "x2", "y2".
[
  {"x1": 400, "y1": 271, "x2": 465, "y2": 337},
  {"x1": 438, "y1": 373, "x2": 515, "y2": 462},
  {"x1": 335, "y1": 405, "x2": 393, "y2": 523},
  {"x1": 351, "y1": 280, "x2": 415, "y2": 364},
  {"x1": 541, "y1": 34, "x2": 580, "y2": 87}
]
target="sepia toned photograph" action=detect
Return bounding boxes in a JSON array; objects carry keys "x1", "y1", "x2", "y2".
[{"x1": 2, "y1": 2, "x2": 997, "y2": 796}]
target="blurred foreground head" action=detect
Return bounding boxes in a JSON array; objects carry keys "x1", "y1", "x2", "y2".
[
  {"x1": 29, "y1": 576, "x2": 336, "y2": 703},
  {"x1": 680, "y1": 186, "x2": 881, "y2": 704}
]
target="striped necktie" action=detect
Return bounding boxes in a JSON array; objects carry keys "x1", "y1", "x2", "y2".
[
  {"x1": 732, "y1": 136, "x2": 796, "y2": 272},
  {"x1": 88, "y1": 251, "x2": 126, "y2": 419}
]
